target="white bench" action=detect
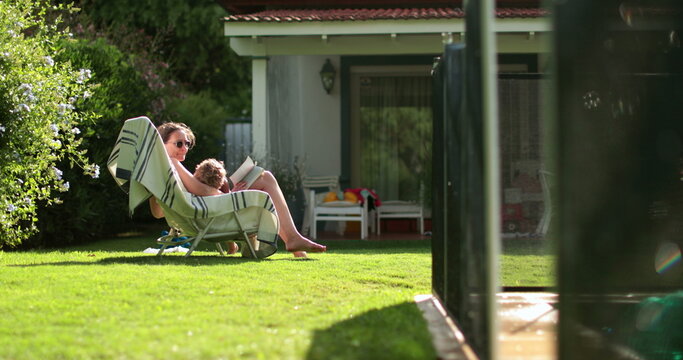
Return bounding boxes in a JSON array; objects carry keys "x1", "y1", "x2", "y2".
[{"x1": 376, "y1": 200, "x2": 424, "y2": 235}]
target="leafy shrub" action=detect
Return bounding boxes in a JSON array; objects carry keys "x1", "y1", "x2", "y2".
[
  {"x1": 164, "y1": 91, "x2": 227, "y2": 171},
  {"x1": 29, "y1": 36, "x2": 160, "y2": 247},
  {"x1": 0, "y1": 0, "x2": 99, "y2": 248}
]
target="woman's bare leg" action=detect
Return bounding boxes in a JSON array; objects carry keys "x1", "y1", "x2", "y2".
[{"x1": 250, "y1": 171, "x2": 326, "y2": 253}]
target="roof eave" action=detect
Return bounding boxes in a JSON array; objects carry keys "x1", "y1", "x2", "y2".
[{"x1": 223, "y1": 17, "x2": 550, "y2": 37}]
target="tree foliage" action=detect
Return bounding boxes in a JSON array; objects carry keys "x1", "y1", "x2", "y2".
[
  {"x1": 164, "y1": 91, "x2": 227, "y2": 171},
  {"x1": 77, "y1": 0, "x2": 251, "y2": 117},
  {"x1": 0, "y1": 0, "x2": 99, "y2": 248}
]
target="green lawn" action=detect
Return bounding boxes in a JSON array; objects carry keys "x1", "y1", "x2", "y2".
[
  {"x1": 0, "y1": 232, "x2": 553, "y2": 360},
  {"x1": 501, "y1": 238, "x2": 556, "y2": 288}
]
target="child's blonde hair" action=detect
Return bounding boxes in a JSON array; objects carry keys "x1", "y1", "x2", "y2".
[{"x1": 194, "y1": 158, "x2": 226, "y2": 189}]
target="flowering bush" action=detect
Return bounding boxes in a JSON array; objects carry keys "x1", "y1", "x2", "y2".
[
  {"x1": 30, "y1": 36, "x2": 158, "y2": 247},
  {"x1": 0, "y1": 0, "x2": 98, "y2": 248}
]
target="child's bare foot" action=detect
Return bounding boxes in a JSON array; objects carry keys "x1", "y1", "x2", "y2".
[
  {"x1": 293, "y1": 251, "x2": 308, "y2": 258},
  {"x1": 285, "y1": 235, "x2": 326, "y2": 253},
  {"x1": 227, "y1": 241, "x2": 239, "y2": 254}
]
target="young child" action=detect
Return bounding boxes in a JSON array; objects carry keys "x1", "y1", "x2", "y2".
[
  {"x1": 194, "y1": 158, "x2": 239, "y2": 254},
  {"x1": 194, "y1": 158, "x2": 228, "y2": 196}
]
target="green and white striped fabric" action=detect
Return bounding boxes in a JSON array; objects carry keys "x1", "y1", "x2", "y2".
[{"x1": 107, "y1": 116, "x2": 279, "y2": 256}]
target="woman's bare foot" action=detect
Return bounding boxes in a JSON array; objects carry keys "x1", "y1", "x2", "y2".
[
  {"x1": 227, "y1": 241, "x2": 239, "y2": 255},
  {"x1": 284, "y1": 235, "x2": 326, "y2": 253}
]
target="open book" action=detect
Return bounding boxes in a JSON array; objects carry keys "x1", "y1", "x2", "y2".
[{"x1": 229, "y1": 156, "x2": 265, "y2": 188}]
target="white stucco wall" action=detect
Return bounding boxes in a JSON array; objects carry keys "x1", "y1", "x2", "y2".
[{"x1": 267, "y1": 55, "x2": 341, "y2": 177}]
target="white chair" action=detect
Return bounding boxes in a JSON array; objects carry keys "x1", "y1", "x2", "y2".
[
  {"x1": 376, "y1": 200, "x2": 424, "y2": 235},
  {"x1": 302, "y1": 176, "x2": 369, "y2": 240}
]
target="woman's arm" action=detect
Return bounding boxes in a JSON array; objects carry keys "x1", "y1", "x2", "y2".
[
  {"x1": 171, "y1": 158, "x2": 223, "y2": 196},
  {"x1": 149, "y1": 197, "x2": 165, "y2": 219},
  {"x1": 218, "y1": 177, "x2": 231, "y2": 193}
]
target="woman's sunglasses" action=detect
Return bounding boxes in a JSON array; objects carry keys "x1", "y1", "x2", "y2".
[{"x1": 168, "y1": 141, "x2": 193, "y2": 149}]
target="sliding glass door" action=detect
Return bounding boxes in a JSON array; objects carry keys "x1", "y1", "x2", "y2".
[{"x1": 350, "y1": 66, "x2": 433, "y2": 206}]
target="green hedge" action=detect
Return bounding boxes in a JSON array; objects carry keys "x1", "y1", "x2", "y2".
[{"x1": 28, "y1": 37, "x2": 162, "y2": 248}]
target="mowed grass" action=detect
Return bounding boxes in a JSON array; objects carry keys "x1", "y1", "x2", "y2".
[
  {"x1": 0, "y1": 232, "x2": 554, "y2": 359},
  {"x1": 0, "y1": 234, "x2": 435, "y2": 360},
  {"x1": 501, "y1": 238, "x2": 556, "y2": 287}
]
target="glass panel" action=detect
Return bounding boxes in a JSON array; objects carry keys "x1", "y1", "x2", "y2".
[
  {"x1": 498, "y1": 77, "x2": 555, "y2": 288},
  {"x1": 553, "y1": 1, "x2": 683, "y2": 359},
  {"x1": 357, "y1": 76, "x2": 432, "y2": 205},
  {"x1": 432, "y1": 44, "x2": 492, "y2": 360}
]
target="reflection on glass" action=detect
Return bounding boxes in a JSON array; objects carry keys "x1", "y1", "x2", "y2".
[
  {"x1": 498, "y1": 77, "x2": 555, "y2": 288},
  {"x1": 620, "y1": 292, "x2": 683, "y2": 359},
  {"x1": 655, "y1": 242, "x2": 682, "y2": 275}
]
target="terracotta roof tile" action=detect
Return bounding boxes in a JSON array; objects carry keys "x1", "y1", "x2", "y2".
[{"x1": 225, "y1": 7, "x2": 548, "y2": 22}]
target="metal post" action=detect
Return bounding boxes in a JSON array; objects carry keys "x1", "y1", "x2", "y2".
[{"x1": 480, "y1": 0, "x2": 501, "y2": 359}]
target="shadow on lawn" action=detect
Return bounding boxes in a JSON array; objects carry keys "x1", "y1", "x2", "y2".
[
  {"x1": 45, "y1": 237, "x2": 431, "y2": 255},
  {"x1": 305, "y1": 301, "x2": 436, "y2": 360},
  {"x1": 9, "y1": 254, "x2": 315, "y2": 267}
]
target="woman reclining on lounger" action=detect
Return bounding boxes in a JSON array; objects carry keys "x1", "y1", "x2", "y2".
[{"x1": 149, "y1": 122, "x2": 326, "y2": 257}]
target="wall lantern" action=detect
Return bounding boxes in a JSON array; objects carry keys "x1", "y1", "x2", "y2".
[{"x1": 319, "y1": 59, "x2": 336, "y2": 94}]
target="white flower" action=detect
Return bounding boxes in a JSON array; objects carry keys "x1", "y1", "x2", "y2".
[
  {"x1": 68, "y1": 97, "x2": 75, "y2": 103},
  {"x1": 18, "y1": 84, "x2": 37, "y2": 103},
  {"x1": 76, "y1": 69, "x2": 92, "y2": 84},
  {"x1": 71, "y1": 127, "x2": 80, "y2": 134},
  {"x1": 57, "y1": 103, "x2": 74, "y2": 116},
  {"x1": 50, "y1": 123, "x2": 59, "y2": 136},
  {"x1": 18, "y1": 83, "x2": 32, "y2": 94},
  {"x1": 24, "y1": 197, "x2": 32, "y2": 205},
  {"x1": 51, "y1": 139, "x2": 61, "y2": 148},
  {"x1": 87, "y1": 164, "x2": 100, "y2": 179},
  {"x1": 44, "y1": 56, "x2": 54, "y2": 66},
  {"x1": 7, "y1": 30, "x2": 16, "y2": 37},
  {"x1": 7, "y1": 204, "x2": 16, "y2": 212},
  {"x1": 0, "y1": 125, "x2": 5, "y2": 133},
  {"x1": 1, "y1": 52, "x2": 10, "y2": 58},
  {"x1": 16, "y1": 104, "x2": 30, "y2": 112},
  {"x1": 52, "y1": 167, "x2": 63, "y2": 180},
  {"x1": 61, "y1": 181, "x2": 70, "y2": 192},
  {"x1": 83, "y1": 91, "x2": 91, "y2": 99},
  {"x1": 17, "y1": 179, "x2": 23, "y2": 185}
]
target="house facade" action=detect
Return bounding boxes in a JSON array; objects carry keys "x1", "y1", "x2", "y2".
[{"x1": 219, "y1": 0, "x2": 549, "y2": 220}]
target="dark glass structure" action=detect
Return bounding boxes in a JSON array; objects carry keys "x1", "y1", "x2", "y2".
[
  {"x1": 553, "y1": 1, "x2": 683, "y2": 358},
  {"x1": 433, "y1": 42, "x2": 493, "y2": 360},
  {"x1": 432, "y1": 0, "x2": 501, "y2": 358}
]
